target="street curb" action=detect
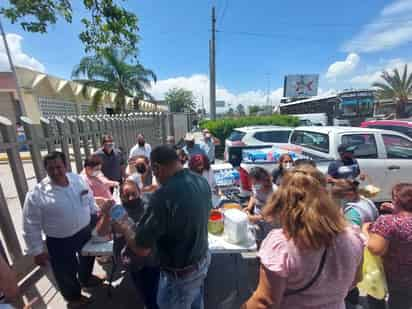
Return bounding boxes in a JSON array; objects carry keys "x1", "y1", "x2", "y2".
[
  {"x1": 0, "y1": 154, "x2": 31, "y2": 162},
  {"x1": 0, "y1": 154, "x2": 79, "y2": 164}
]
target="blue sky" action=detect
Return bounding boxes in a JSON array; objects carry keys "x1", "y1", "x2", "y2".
[{"x1": 2, "y1": 0, "x2": 412, "y2": 109}]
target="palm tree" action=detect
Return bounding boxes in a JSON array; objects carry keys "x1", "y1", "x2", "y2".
[
  {"x1": 372, "y1": 64, "x2": 412, "y2": 118},
  {"x1": 72, "y1": 48, "x2": 157, "y2": 113}
]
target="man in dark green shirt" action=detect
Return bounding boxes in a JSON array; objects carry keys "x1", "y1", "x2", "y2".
[{"x1": 117, "y1": 145, "x2": 212, "y2": 309}]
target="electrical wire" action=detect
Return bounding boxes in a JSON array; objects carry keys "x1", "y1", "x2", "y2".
[
  {"x1": 218, "y1": 0, "x2": 229, "y2": 27},
  {"x1": 216, "y1": 29, "x2": 412, "y2": 47}
]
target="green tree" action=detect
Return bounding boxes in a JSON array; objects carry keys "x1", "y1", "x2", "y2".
[
  {"x1": 236, "y1": 104, "x2": 245, "y2": 116},
  {"x1": 1, "y1": 0, "x2": 139, "y2": 53},
  {"x1": 226, "y1": 107, "x2": 235, "y2": 117},
  {"x1": 372, "y1": 64, "x2": 412, "y2": 118},
  {"x1": 72, "y1": 47, "x2": 156, "y2": 113},
  {"x1": 164, "y1": 88, "x2": 196, "y2": 112},
  {"x1": 248, "y1": 105, "x2": 261, "y2": 115}
]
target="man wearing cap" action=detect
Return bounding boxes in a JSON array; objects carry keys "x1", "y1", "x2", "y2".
[
  {"x1": 200, "y1": 129, "x2": 219, "y2": 164},
  {"x1": 327, "y1": 144, "x2": 365, "y2": 182},
  {"x1": 183, "y1": 133, "x2": 206, "y2": 159}
]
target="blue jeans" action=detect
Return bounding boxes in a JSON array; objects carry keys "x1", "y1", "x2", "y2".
[{"x1": 157, "y1": 252, "x2": 211, "y2": 309}]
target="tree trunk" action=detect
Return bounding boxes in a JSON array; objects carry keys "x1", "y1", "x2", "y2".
[
  {"x1": 115, "y1": 94, "x2": 126, "y2": 113},
  {"x1": 396, "y1": 100, "x2": 407, "y2": 119}
]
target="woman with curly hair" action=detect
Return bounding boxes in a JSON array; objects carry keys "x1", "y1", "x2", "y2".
[{"x1": 243, "y1": 166, "x2": 363, "y2": 309}]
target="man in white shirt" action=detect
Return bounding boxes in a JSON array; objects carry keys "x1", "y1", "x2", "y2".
[
  {"x1": 23, "y1": 151, "x2": 112, "y2": 307},
  {"x1": 200, "y1": 129, "x2": 216, "y2": 164},
  {"x1": 129, "y1": 134, "x2": 152, "y2": 161}
]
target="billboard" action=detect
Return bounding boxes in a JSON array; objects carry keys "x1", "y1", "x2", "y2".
[{"x1": 283, "y1": 74, "x2": 319, "y2": 98}]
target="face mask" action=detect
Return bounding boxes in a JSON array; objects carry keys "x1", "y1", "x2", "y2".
[
  {"x1": 253, "y1": 183, "x2": 263, "y2": 192},
  {"x1": 91, "y1": 170, "x2": 100, "y2": 177},
  {"x1": 105, "y1": 142, "x2": 114, "y2": 150},
  {"x1": 138, "y1": 141, "x2": 145, "y2": 147},
  {"x1": 342, "y1": 154, "x2": 353, "y2": 162},
  {"x1": 283, "y1": 162, "x2": 293, "y2": 170},
  {"x1": 135, "y1": 164, "x2": 147, "y2": 174},
  {"x1": 122, "y1": 198, "x2": 142, "y2": 210}
]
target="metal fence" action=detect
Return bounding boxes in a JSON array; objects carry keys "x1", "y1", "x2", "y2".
[{"x1": 0, "y1": 111, "x2": 190, "y2": 281}]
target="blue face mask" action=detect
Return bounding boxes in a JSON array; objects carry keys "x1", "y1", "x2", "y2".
[{"x1": 252, "y1": 183, "x2": 263, "y2": 193}]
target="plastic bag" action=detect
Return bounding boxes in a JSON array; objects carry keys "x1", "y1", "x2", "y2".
[
  {"x1": 357, "y1": 248, "x2": 388, "y2": 300},
  {"x1": 358, "y1": 176, "x2": 381, "y2": 199}
]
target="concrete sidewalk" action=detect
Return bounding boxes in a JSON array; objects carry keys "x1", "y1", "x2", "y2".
[{"x1": 19, "y1": 262, "x2": 145, "y2": 309}]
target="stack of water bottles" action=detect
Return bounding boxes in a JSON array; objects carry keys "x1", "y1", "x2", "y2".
[{"x1": 215, "y1": 168, "x2": 240, "y2": 187}]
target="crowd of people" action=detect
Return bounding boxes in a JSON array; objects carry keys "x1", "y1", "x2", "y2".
[{"x1": 3, "y1": 128, "x2": 408, "y2": 309}]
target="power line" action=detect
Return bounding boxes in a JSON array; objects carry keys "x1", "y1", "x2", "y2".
[
  {"x1": 218, "y1": 0, "x2": 229, "y2": 27},
  {"x1": 216, "y1": 29, "x2": 412, "y2": 47}
]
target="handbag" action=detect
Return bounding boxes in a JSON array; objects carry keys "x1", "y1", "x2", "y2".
[
  {"x1": 284, "y1": 248, "x2": 327, "y2": 296},
  {"x1": 357, "y1": 248, "x2": 388, "y2": 300}
]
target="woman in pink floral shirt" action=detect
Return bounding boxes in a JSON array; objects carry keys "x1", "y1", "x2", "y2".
[
  {"x1": 364, "y1": 183, "x2": 412, "y2": 309},
  {"x1": 243, "y1": 165, "x2": 363, "y2": 309}
]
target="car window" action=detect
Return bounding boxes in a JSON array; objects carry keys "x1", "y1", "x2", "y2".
[
  {"x1": 290, "y1": 131, "x2": 329, "y2": 153},
  {"x1": 383, "y1": 134, "x2": 412, "y2": 159},
  {"x1": 341, "y1": 134, "x2": 378, "y2": 159},
  {"x1": 254, "y1": 130, "x2": 291, "y2": 143},
  {"x1": 228, "y1": 130, "x2": 246, "y2": 142}
]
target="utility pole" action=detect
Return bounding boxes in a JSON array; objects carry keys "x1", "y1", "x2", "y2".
[
  {"x1": 266, "y1": 73, "x2": 271, "y2": 107},
  {"x1": 209, "y1": 6, "x2": 216, "y2": 120},
  {"x1": 0, "y1": 18, "x2": 27, "y2": 117}
]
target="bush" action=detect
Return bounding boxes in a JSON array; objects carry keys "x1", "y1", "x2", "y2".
[{"x1": 200, "y1": 115, "x2": 299, "y2": 142}]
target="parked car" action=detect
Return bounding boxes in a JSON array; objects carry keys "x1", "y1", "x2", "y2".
[
  {"x1": 224, "y1": 126, "x2": 293, "y2": 196},
  {"x1": 224, "y1": 126, "x2": 292, "y2": 161},
  {"x1": 361, "y1": 119, "x2": 412, "y2": 138},
  {"x1": 238, "y1": 126, "x2": 412, "y2": 203}
]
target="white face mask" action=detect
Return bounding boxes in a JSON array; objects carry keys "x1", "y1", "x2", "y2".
[
  {"x1": 91, "y1": 170, "x2": 100, "y2": 177},
  {"x1": 283, "y1": 162, "x2": 293, "y2": 170}
]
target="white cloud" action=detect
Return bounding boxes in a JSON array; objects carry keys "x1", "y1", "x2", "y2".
[
  {"x1": 0, "y1": 33, "x2": 45, "y2": 72},
  {"x1": 381, "y1": 0, "x2": 412, "y2": 16},
  {"x1": 343, "y1": 0, "x2": 412, "y2": 52},
  {"x1": 350, "y1": 58, "x2": 412, "y2": 86},
  {"x1": 326, "y1": 53, "x2": 360, "y2": 80},
  {"x1": 350, "y1": 72, "x2": 382, "y2": 85},
  {"x1": 318, "y1": 88, "x2": 338, "y2": 97},
  {"x1": 149, "y1": 74, "x2": 284, "y2": 111}
]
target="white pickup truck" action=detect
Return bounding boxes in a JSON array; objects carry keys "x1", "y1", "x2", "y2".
[{"x1": 239, "y1": 126, "x2": 412, "y2": 203}]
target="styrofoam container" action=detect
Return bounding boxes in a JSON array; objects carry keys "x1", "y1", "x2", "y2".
[{"x1": 223, "y1": 209, "x2": 248, "y2": 244}]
